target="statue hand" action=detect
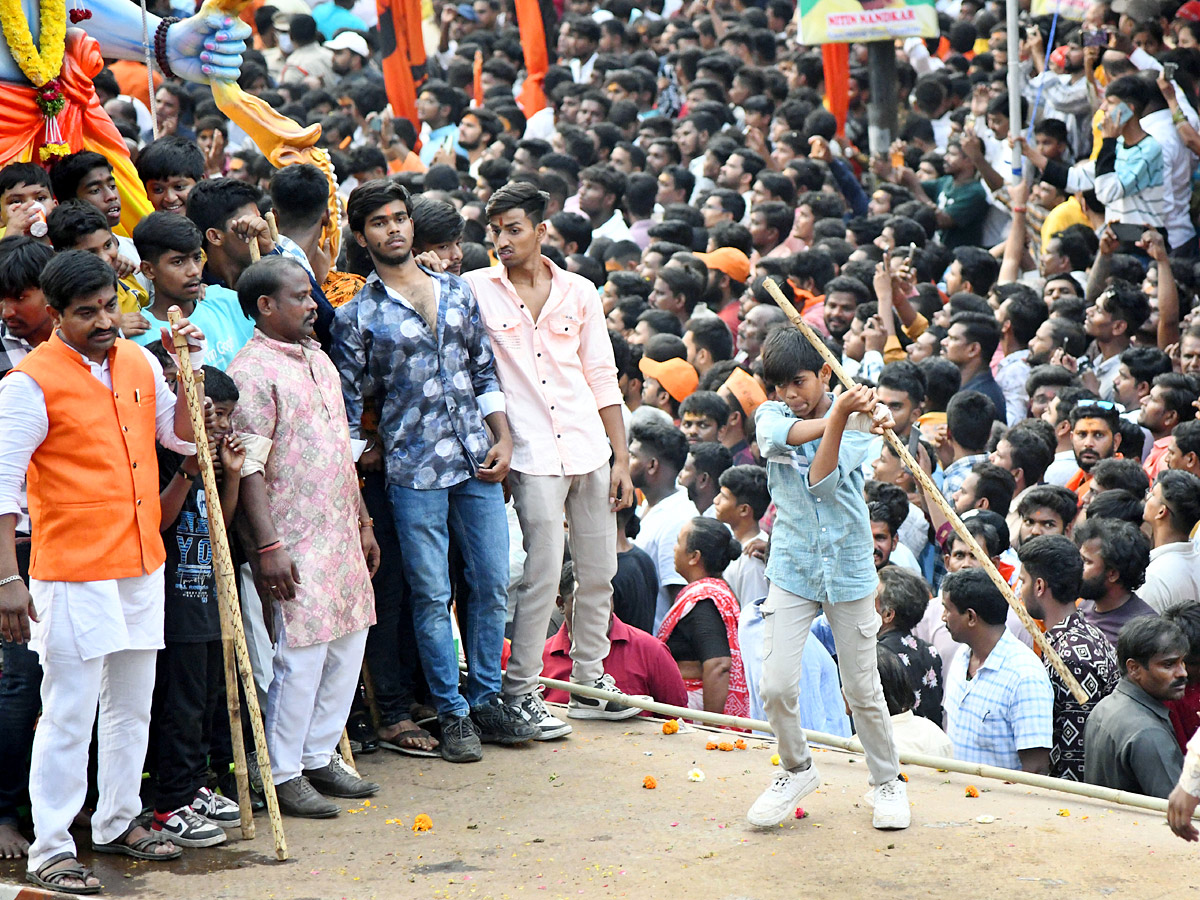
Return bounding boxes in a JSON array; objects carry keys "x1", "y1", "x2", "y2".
[{"x1": 165, "y1": 13, "x2": 249, "y2": 84}]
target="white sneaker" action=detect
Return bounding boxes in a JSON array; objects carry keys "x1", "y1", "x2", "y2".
[
  {"x1": 153, "y1": 806, "x2": 228, "y2": 847},
  {"x1": 508, "y1": 687, "x2": 573, "y2": 740},
  {"x1": 746, "y1": 765, "x2": 821, "y2": 827},
  {"x1": 190, "y1": 786, "x2": 240, "y2": 826},
  {"x1": 567, "y1": 673, "x2": 641, "y2": 720},
  {"x1": 871, "y1": 778, "x2": 911, "y2": 830}
]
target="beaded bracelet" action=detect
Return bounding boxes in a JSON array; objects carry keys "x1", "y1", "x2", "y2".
[{"x1": 154, "y1": 17, "x2": 180, "y2": 80}]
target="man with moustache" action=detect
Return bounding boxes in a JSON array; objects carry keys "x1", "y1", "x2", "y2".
[
  {"x1": 332, "y1": 181, "x2": 533, "y2": 764},
  {"x1": 1084, "y1": 616, "x2": 1190, "y2": 798},
  {"x1": 0, "y1": 251, "x2": 203, "y2": 889},
  {"x1": 1064, "y1": 400, "x2": 1122, "y2": 502}
]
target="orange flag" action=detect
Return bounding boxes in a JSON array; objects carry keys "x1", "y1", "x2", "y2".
[
  {"x1": 821, "y1": 43, "x2": 849, "y2": 139},
  {"x1": 515, "y1": 0, "x2": 553, "y2": 116},
  {"x1": 473, "y1": 49, "x2": 484, "y2": 107},
  {"x1": 377, "y1": 0, "x2": 427, "y2": 134}
]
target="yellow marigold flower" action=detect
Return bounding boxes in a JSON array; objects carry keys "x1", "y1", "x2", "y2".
[
  {"x1": 412, "y1": 813, "x2": 433, "y2": 832},
  {"x1": 770, "y1": 753, "x2": 781, "y2": 766},
  {"x1": 1057, "y1": 809, "x2": 1070, "y2": 817}
]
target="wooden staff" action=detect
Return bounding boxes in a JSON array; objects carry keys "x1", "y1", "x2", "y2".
[
  {"x1": 760, "y1": 278, "x2": 1089, "y2": 704},
  {"x1": 249, "y1": 239, "x2": 261, "y2": 263},
  {"x1": 540, "y1": 676, "x2": 1192, "y2": 817},
  {"x1": 265, "y1": 210, "x2": 279, "y2": 243},
  {"x1": 167, "y1": 309, "x2": 289, "y2": 860},
  {"x1": 338, "y1": 730, "x2": 357, "y2": 774}
]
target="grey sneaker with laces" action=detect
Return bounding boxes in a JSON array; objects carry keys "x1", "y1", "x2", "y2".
[
  {"x1": 567, "y1": 673, "x2": 641, "y2": 720},
  {"x1": 439, "y1": 713, "x2": 483, "y2": 763},
  {"x1": 506, "y1": 687, "x2": 573, "y2": 740},
  {"x1": 471, "y1": 696, "x2": 538, "y2": 744}
]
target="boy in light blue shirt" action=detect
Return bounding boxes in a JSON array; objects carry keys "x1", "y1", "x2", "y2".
[{"x1": 747, "y1": 326, "x2": 911, "y2": 831}]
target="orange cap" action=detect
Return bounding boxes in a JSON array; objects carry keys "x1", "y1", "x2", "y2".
[
  {"x1": 720, "y1": 367, "x2": 767, "y2": 419},
  {"x1": 638, "y1": 357, "x2": 699, "y2": 403},
  {"x1": 695, "y1": 247, "x2": 751, "y2": 283}
]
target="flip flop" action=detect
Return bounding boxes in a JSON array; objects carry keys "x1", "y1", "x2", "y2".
[
  {"x1": 379, "y1": 727, "x2": 441, "y2": 758},
  {"x1": 27, "y1": 852, "x2": 102, "y2": 895},
  {"x1": 93, "y1": 826, "x2": 182, "y2": 861}
]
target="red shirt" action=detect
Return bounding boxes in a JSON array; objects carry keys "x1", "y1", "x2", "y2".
[
  {"x1": 542, "y1": 616, "x2": 687, "y2": 711},
  {"x1": 1168, "y1": 681, "x2": 1200, "y2": 752}
]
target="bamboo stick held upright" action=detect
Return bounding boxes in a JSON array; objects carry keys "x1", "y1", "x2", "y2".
[
  {"x1": 760, "y1": 278, "x2": 1089, "y2": 705},
  {"x1": 166, "y1": 309, "x2": 290, "y2": 860}
]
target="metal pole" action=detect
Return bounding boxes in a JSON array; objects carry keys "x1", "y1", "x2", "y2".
[
  {"x1": 1006, "y1": 0, "x2": 1023, "y2": 177},
  {"x1": 867, "y1": 40, "x2": 899, "y2": 155}
]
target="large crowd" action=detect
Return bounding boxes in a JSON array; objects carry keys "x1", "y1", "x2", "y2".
[{"x1": 4, "y1": 0, "x2": 1200, "y2": 892}]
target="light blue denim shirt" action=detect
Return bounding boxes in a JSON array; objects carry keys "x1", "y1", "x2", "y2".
[{"x1": 756, "y1": 398, "x2": 879, "y2": 604}]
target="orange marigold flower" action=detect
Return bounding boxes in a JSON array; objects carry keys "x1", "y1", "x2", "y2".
[
  {"x1": 662, "y1": 719, "x2": 680, "y2": 735},
  {"x1": 734, "y1": 739, "x2": 747, "y2": 750},
  {"x1": 898, "y1": 772, "x2": 908, "y2": 782},
  {"x1": 412, "y1": 814, "x2": 433, "y2": 832},
  {"x1": 706, "y1": 741, "x2": 719, "y2": 750},
  {"x1": 718, "y1": 742, "x2": 734, "y2": 752},
  {"x1": 965, "y1": 786, "x2": 979, "y2": 798},
  {"x1": 643, "y1": 776, "x2": 657, "y2": 789}
]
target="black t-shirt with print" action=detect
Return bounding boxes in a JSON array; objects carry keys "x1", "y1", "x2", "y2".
[{"x1": 158, "y1": 446, "x2": 221, "y2": 643}]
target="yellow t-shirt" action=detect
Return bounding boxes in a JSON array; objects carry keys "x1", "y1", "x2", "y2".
[{"x1": 1041, "y1": 196, "x2": 1091, "y2": 247}]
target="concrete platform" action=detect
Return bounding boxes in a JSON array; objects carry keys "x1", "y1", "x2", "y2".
[{"x1": 1, "y1": 711, "x2": 1193, "y2": 898}]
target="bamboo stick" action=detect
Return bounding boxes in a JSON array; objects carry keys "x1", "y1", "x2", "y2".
[
  {"x1": 249, "y1": 239, "x2": 261, "y2": 263},
  {"x1": 167, "y1": 309, "x2": 288, "y2": 860},
  {"x1": 760, "y1": 278, "x2": 1089, "y2": 704},
  {"x1": 539, "y1": 677, "x2": 1188, "y2": 818},
  {"x1": 339, "y1": 729, "x2": 358, "y2": 775},
  {"x1": 265, "y1": 210, "x2": 279, "y2": 242}
]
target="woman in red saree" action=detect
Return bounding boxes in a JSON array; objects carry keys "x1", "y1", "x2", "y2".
[{"x1": 657, "y1": 517, "x2": 749, "y2": 719}]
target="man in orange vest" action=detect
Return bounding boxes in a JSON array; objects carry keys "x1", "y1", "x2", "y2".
[{"x1": 0, "y1": 251, "x2": 204, "y2": 893}]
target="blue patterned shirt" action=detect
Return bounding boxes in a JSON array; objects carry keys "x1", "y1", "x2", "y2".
[
  {"x1": 330, "y1": 270, "x2": 505, "y2": 491},
  {"x1": 944, "y1": 629, "x2": 1054, "y2": 770},
  {"x1": 756, "y1": 398, "x2": 879, "y2": 604}
]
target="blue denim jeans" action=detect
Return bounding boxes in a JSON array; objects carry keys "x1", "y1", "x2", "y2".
[{"x1": 388, "y1": 477, "x2": 509, "y2": 718}]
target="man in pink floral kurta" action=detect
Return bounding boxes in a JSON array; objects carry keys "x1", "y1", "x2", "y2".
[{"x1": 228, "y1": 257, "x2": 380, "y2": 818}]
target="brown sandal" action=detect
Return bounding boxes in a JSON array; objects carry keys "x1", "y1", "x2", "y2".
[{"x1": 27, "y1": 852, "x2": 102, "y2": 895}]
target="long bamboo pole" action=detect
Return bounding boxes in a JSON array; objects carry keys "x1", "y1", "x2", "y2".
[
  {"x1": 167, "y1": 309, "x2": 288, "y2": 860},
  {"x1": 760, "y1": 278, "x2": 1089, "y2": 704},
  {"x1": 540, "y1": 677, "x2": 1189, "y2": 818}
]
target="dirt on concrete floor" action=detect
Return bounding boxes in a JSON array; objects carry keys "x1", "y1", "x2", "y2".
[{"x1": 1, "y1": 712, "x2": 1195, "y2": 899}]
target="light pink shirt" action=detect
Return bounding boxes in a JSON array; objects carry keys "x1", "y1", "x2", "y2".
[{"x1": 465, "y1": 258, "x2": 624, "y2": 476}]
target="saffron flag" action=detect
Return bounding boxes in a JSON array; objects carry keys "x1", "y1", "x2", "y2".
[
  {"x1": 377, "y1": 0, "x2": 427, "y2": 134},
  {"x1": 473, "y1": 49, "x2": 484, "y2": 107},
  {"x1": 821, "y1": 43, "x2": 849, "y2": 138},
  {"x1": 515, "y1": 0, "x2": 555, "y2": 116}
]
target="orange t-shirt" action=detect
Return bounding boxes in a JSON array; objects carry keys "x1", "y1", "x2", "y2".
[{"x1": 108, "y1": 60, "x2": 161, "y2": 109}]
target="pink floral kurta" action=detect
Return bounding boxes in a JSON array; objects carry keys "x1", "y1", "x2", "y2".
[{"x1": 228, "y1": 331, "x2": 375, "y2": 647}]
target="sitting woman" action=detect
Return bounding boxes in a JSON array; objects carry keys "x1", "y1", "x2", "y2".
[{"x1": 657, "y1": 517, "x2": 749, "y2": 718}]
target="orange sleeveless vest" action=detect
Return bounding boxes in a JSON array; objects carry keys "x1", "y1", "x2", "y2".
[{"x1": 15, "y1": 334, "x2": 166, "y2": 582}]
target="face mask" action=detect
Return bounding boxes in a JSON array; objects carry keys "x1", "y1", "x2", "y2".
[{"x1": 278, "y1": 32, "x2": 293, "y2": 53}]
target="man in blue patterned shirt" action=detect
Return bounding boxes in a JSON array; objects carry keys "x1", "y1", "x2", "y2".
[
  {"x1": 331, "y1": 180, "x2": 535, "y2": 765},
  {"x1": 747, "y1": 326, "x2": 910, "y2": 832}
]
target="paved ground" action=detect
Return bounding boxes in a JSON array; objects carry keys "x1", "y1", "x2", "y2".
[{"x1": 1, "y1": 712, "x2": 1194, "y2": 899}]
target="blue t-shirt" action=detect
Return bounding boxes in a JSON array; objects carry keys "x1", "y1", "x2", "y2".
[
  {"x1": 132, "y1": 285, "x2": 254, "y2": 371},
  {"x1": 312, "y1": 2, "x2": 367, "y2": 38}
]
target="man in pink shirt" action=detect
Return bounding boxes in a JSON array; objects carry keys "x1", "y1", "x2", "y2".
[{"x1": 465, "y1": 182, "x2": 641, "y2": 739}]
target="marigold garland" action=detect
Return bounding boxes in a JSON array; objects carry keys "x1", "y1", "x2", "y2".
[{"x1": 0, "y1": 0, "x2": 67, "y2": 88}]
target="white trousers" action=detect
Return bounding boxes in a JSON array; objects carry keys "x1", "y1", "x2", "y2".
[
  {"x1": 265, "y1": 618, "x2": 368, "y2": 784},
  {"x1": 238, "y1": 563, "x2": 273, "y2": 710},
  {"x1": 760, "y1": 584, "x2": 899, "y2": 787},
  {"x1": 27, "y1": 639, "x2": 157, "y2": 872}
]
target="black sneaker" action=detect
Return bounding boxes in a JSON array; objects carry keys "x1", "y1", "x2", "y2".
[
  {"x1": 567, "y1": 673, "x2": 641, "y2": 720},
  {"x1": 471, "y1": 696, "x2": 538, "y2": 745},
  {"x1": 438, "y1": 714, "x2": 483, "y2": 763}
]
